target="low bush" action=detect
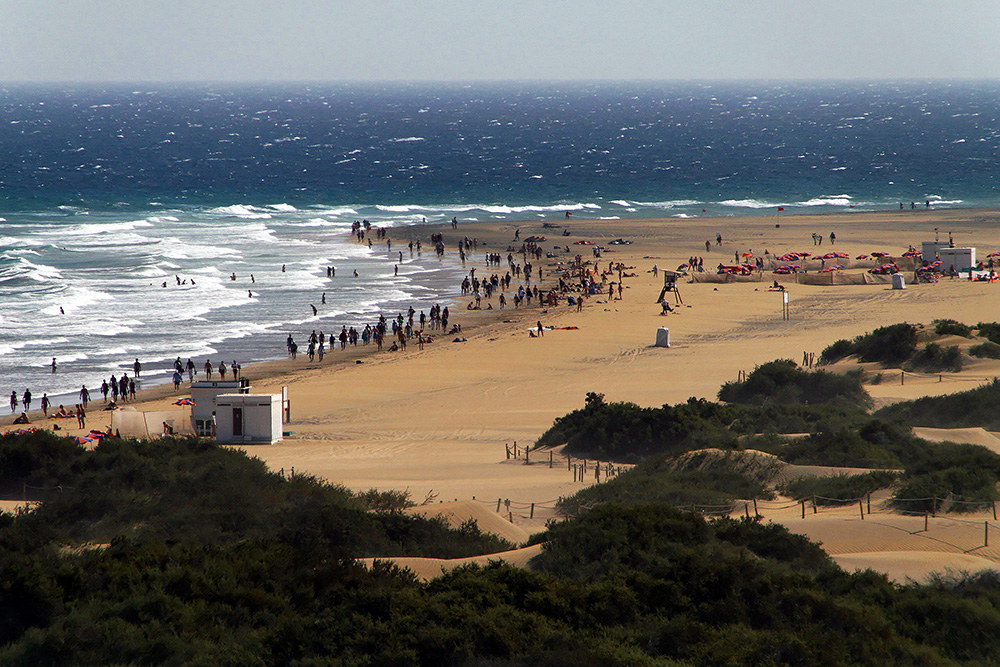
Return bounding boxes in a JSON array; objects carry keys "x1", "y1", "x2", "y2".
[
  {"x1": 718, "y1": 359, "x2": 871, "y2": 409},
  {"x1": 876, "y1": 378, "x2": 1000, "y2": 430},
  {"x1": 779, "y1": 471, "x2": 899, "y2": 505},
  {"x1": 907, "y1": 342, "x2": 963, "y2": 372},
  {"x1": 969, "y1": 341, "x2": 1000, "y2": 359},
  {"x1": 818, "y1": 323, "x2": 917, "y2": 367},
  {"x1": 976, "y1": 322, "x2": 1000, "y2": 344},
  {"x1": 933, "y1": 319, "x2": 972, "y2": 337}
]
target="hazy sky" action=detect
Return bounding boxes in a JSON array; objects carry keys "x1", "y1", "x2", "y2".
[{"x1": 1, "y1": 0, "x2": 998, "y2": 82}]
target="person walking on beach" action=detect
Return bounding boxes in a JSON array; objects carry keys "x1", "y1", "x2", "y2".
[
  {"x1": 537, "y1": 321, "x2": 544, "y2": 337},
  {"x1": 219, "y1": 361, "x2": 227, "y2": 380},
  {"x1": 204, "y1": 360, "x2": 213, "y2": 379},
  {"x1": 76, "y1": 404, "x2": 85, "y2": 429},
  {"x1": 22, "y1": 389, "x2": 31, "y2": 411},
  {"x1": 79, "y1": 385, "x2": 90, "y2": 408},
  {"x1": 133, "y1": 358, "x2": 141, "y2": 377},
  {"x1": 40, "y1": 393, "x2": 49, "y2": 415},
  {"x1": 51, "y1": 357, "x2": 57, "y2": 373},
  {"x1": 186, "y1": 359, "x2": 196, "y2": 382},
  {"x1": 10, "y1": 391, "x2": 17, "y2": 413}
]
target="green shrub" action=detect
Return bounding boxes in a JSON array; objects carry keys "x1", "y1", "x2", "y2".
[
  {"x1": 876, "y1": 379, "x2": 1000, "y2": 429},
  {"x1": 854, "y1": 323, "x2": 917, "y2": 366},
  {"x1": 820, "y1": 338, "x2": 854, "y2": 365},
  {"x1": 718, "y1": 359, "x2": 871, "y2": 409},
  {"x1": 908, "y1": 343, "x2": 963, "y2": 372},
  {"x1": 933, "y1": 319, "x2": 972, "y2": 337},
  {"x1": 970, "y1": 341, "x2": 1000, "y2": 359},
  {"x1": 556, "y1": 453, "x2": 775, "y2": 517},
  {"x1": 779, "y1": 471, "x2": 899, "y2": 505},
  {"x1": 818, "y1": 324, "x2": 918, "y2": 367},
  {"x1": 976, "y1": 322, "x2": 1000, "y2": 344}
]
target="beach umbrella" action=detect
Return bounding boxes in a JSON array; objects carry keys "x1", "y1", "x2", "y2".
[
  {"x1": 742, "y1": 252, "x2": 753, "y2": 257},
  {"x1": 173, "y1": 398, "x2": 196, "y2": 406},
  {"x1": 988, "y1": 252, "x2": 1000, "y2": 258},
  {"x1": 70, "y1": 436, "x2": 93, "y2": 445}
]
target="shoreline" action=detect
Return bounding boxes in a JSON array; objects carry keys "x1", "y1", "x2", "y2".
[
  {"x1": 9, "y1": 204, "x2": 1000, "y2": 433},
  {"x1": 4, "y1": 203, "x2": 997, "y2": 419}
]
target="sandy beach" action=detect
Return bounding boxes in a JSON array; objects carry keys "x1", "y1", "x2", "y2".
[{"x1": 10, "y1": 206, "x2": 1000, "y2": 581}]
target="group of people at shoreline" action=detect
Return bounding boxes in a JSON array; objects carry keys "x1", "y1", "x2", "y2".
[{"x1": 3, "y1": 222, "x2": 632, "y2": 429}]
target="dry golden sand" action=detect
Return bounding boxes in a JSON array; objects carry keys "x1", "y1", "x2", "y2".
[{"x1": 10, "y1": 207, "x2": 1000, "y2": 581}]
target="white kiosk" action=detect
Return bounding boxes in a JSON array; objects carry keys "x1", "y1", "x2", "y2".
[
  {"x1": 213, "y1": 394, "x2": 283, "y2": 445},
  {"x1": 921, "y1": 241, "x2": 951, "y2": 263},
  {"x1": 939, "y1": 247, "x2": 976, "y2": 274},
  {"x1": 191, "y1": 379, "x2": 250, "y2": 436}
]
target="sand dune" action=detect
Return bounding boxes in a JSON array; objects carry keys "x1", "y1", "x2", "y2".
[
  {"x1": 358, "y1": 543, "x2": 544, "y2": 582},
  {"x1": 834, "y1": 552, "x2": 1000, "y2": 584},
  {"x1": 404, "y1": 500, "x2": 532, "y2": 544},
  {"x1": 912, "y1": 427, "x2": 1000, "y2": 454}
]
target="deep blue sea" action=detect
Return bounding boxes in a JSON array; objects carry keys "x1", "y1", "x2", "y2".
[{"x1": 1, "y1": 81, "x2": 999, "y2": 406}]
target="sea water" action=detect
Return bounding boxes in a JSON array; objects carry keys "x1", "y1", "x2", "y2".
[{"x1": 1, "y1": 81, "x2": 999, "y2": 403}]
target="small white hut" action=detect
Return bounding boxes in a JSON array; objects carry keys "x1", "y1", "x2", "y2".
[
  {"x1": 213, "y1": 394, "x2": 283, "y2": 445},
  {"x1": 939, "y1": 247, "x2": 976, "y2": 274},
  {"x1": 191, "y1": 379, "x2": 249, "y2": 436}
]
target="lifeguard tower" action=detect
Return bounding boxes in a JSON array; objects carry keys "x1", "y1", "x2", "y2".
[{"x1": 656, "y1": 270, "x2": 684, "y2": 305}]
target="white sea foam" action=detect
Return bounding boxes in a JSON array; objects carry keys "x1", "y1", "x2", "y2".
[
  {"x1": 797, "y1": 195, "x2": 853, "y2": 206},
  {"x1": 40, "y1": 286, "x2": 113, "y2": 315},
  {"x1": 631, "y1": 200, "x2": 701, "y2": 208},
  {"x1": 311, "y1": 206, "x2": 360, "y2": 217},
  {"x1": 717, "y1": 199, "x2": 781, "y2": 209},
  {"x1": 389, "y1": 137, "x2": 425, "y2": 143},
  {"x1": 211, "y1": 204, "x2": 273, "y2": 219},
  {"x1": 268, "y1": 203, "x2": 297, "y2": 212}
]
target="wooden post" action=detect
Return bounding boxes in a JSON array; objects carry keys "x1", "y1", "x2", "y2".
[
  {"x1": 901, "y1": 370, "x2": 905, "y2": 385},
  {"x1": 549, "y1": 451, "x2": 553, "y2": 468},
  {"x1": 859, "y1": 500, "x2": 864, "y2": 520},
  {"x1": 505, "y1": 444, "x2": 510, "y2": 459},
  {"x1": 986, "y1": 521, "x2": 989, "y2": 548},
  {"x1": 812, "y1": 495, "x2": 817, "y2": 514},
  {"x1": 524, "y1": 447, "x2": 529, "y2": 464},
  {"x1": 496, "y1": 498, "x2": 502, "y2": 513},
  {"x1": 508, "y1": 512, "x2": 513, "y2": 523},
  {"x1": 568, "y1": 456, "x2": 572, "y2": 471},
  {"x1": 744, "y1": 503, "x2": 750, "y2": 519},
  {"x1": 867, "y1": 493, "x2": 871, "y2": 515},
  {"x1": 939, "y1": 374, "x2": 943, "y2": 383},
  {"x1": 924, "y1": 512, "x2": 929, "y2": 532},
  {"x1": 993, "y1": 501, "x2": 997, "y2": 521},
  {"x1": 753, "y1": 498, "x2": 759, "y2": 518},
  {"x1": 801, "y1": 500, "x2": 805, "y2": 519},
  {"x1": 530, "y1": 503, "x2": 535, "y2": 519},
  {"x1": 280, "y1": 467, "x2": 284, "y2": 478}
]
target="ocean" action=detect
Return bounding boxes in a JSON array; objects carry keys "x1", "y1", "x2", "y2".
[{"x1": 1, "y1": 81, "x2": 999, "y2": 405}]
